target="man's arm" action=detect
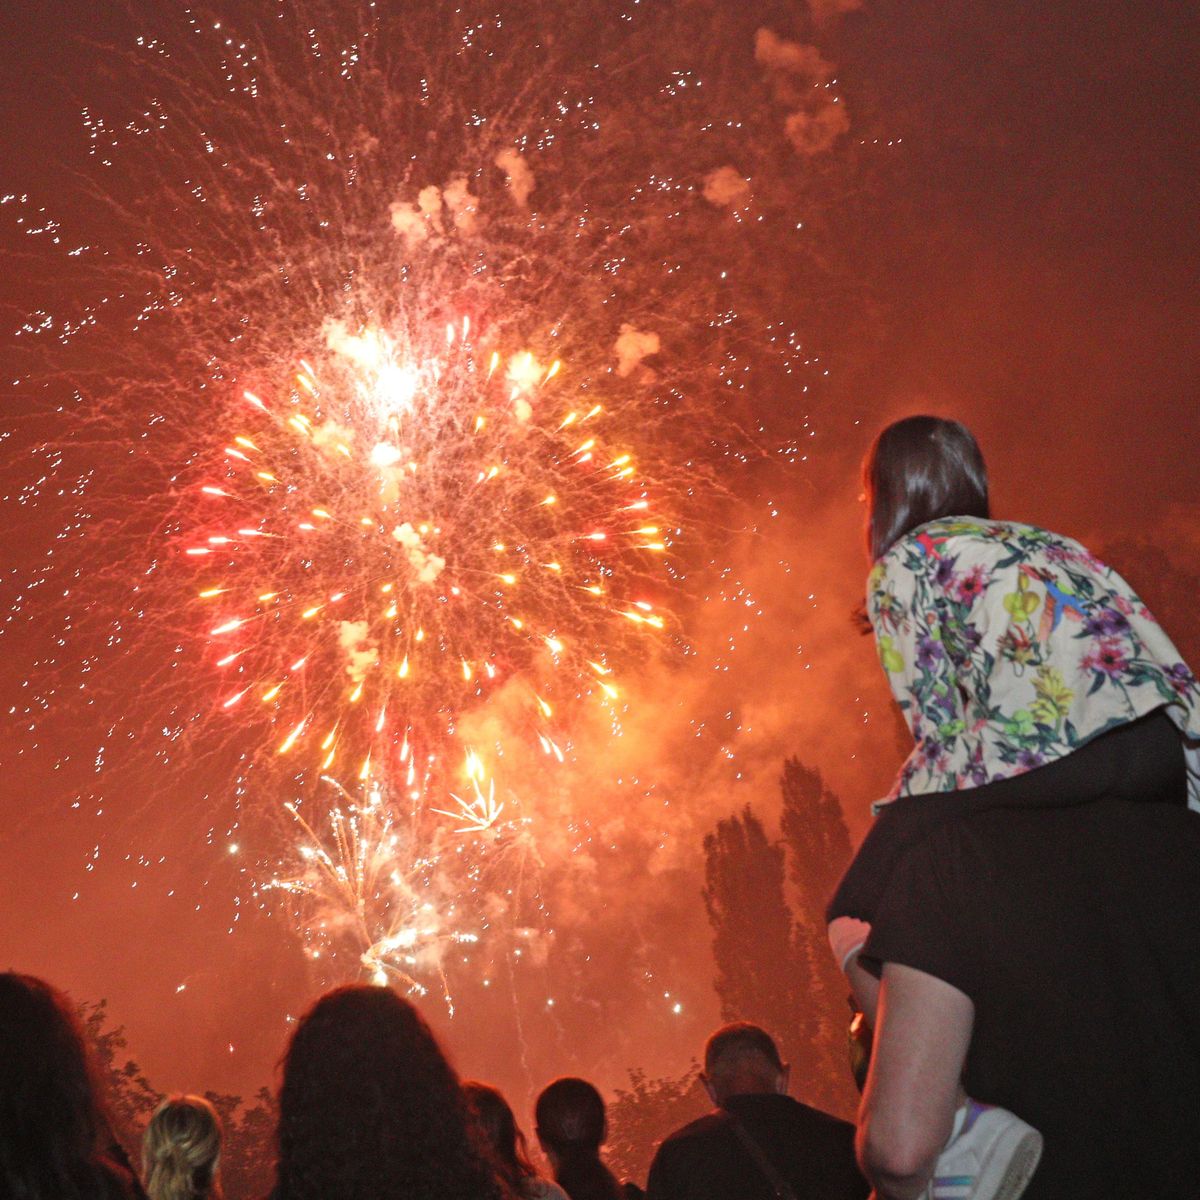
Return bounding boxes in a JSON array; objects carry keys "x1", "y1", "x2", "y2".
[{"x1": 856, "y1": 962, "x2": 973, "y2": 1200}]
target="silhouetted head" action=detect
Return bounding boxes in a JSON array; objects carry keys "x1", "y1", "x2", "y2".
[
  {"x1": 864, "y1": 416, "x2": 989, "y2": 561},
  {"x1": 274, "y1": 984, "x2": 507, "y2": 1200},
  {"x1": 143, "y1": 1095, "x2": 223, "y2": 1200},
  {"x1": 0, "y1": 972, "x2": 116, "y2": 1200},
  {"x1": 462, "y1": 1081, "x2": 537, "y2": 1192},
  {"x1": 534, "y1": 1077, "x2": 625, "y2": 1199},
  {"x1": 701, "y1": 1022, "x2": 789, "y2": 1106},
  {"x1": 535, "y1": 1077, "x2": 607, "y2": 1160}
]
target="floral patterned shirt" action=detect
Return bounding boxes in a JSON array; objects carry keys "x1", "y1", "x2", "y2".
[{"x1": 869, "y1": 518, "x2": 1200, "y2": 806}]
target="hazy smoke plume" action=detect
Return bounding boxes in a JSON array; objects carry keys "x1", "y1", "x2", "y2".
[
  {"x1": 338, "y1": 619, "x2": 380, "y2": 683},
  {"x1": 785, "y1": 101, "x2": 851, "y2": 155},
  {"x1": 614, "y1": 324, "x2": 661, "y2": 378},
  {"x1": 391, "y1": 521, "x2": 447, "y2": 584},
  {"x1": 754, "y1": 28, "x2": 833, "y2": 81},
  {"x1": 754, "y1": 26, "x2": 849, "y2": 155},
  {"x1": 389, "y1": 178, "x2": 478, "y2": 244},
  {"x1": 495, "y1": 147, "x2": 536, "y2": 207},
  {"x1": 702, "y1": 166, "x2": 752, "y2": 208}
]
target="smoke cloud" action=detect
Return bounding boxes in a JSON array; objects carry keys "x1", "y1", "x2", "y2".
[
  {"x1": 338, "y1": 619, "x2": 379, "y2": 683},
  {"x1": 391, "y1": 521, "x2": 447, "y2": 584},
  {"x1": 323, "y1": 318, "x2": 389, "y2": 370},
  {"x1": 311, "y1": 418, "x2": 355, "y2": 453},
  {"x1": 754, "y1": 27, "x2": 849, "y2": 155},
  {"x1": 614, "y1": 324, "x2": 661, "y2": 378},
  {"x1": 442, "y1": 176, "x2": 479, "y2": 234},
  {"x1": 495, "y1": 148, "x2": 536, "y2": 208},
  {"x1": 754, "y1": 28, "x2": 833, "y2": 81},
  {"x1": 390, "y1": 178, "x2": 478, "y2": 244},
  {"x1": 785, "y1": 100, "x2": 851, "y2": 156},
  {"x1": 702, "y1": 166, "x2": 752, "y2": 209}
]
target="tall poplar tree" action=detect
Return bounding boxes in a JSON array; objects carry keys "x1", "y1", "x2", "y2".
[
  {"x1": 779, "y1": 758, "x2": 859, "y2": 1115},
  {"x1": 702, "y1": 806, "x2": 826, "y2": 1101}
]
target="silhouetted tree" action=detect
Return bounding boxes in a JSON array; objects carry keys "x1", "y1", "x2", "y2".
[
  {"x1": 76, "y1": 999, "x2": 276, "y2": 1199},
  {"x1": 209, "y1": 1087, "x2": 278, "y2": 1200},
  {"x1": 779, "y1": 758, "x2": 859, "y2": 1116},
  {"x1": 607, "y1": 1065, "x2": 709, "y2": 1185},
  {"x1": 702, "y1": 806, "x2": 826, "y2": 1102},
  {"x1": 78, "y1": 998, "x2": 163, "y2": 1159}
]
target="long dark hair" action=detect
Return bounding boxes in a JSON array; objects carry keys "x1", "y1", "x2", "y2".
[
  {"x1": 273, "y1": 984, "x2": 509, "y2": 1200},
  {"x1": 864, "y1": 416, "x2": 989, "y2": 562},
  {"x1": 0, "y1": 972, "x2": 123, "y2": 1200},
  {"x1": 462, "y1": 1081, "x2": 540, "y2": 1194},
  {"x1": 535, "y1": 1078, "x2": 622, "y2": 1200}
]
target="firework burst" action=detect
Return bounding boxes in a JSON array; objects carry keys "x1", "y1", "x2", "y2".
[
  {"x1": 261, "y1": 778, "x2": 473, "y2": 1005},
  {"x1": 190, "y1": 310, "x2": 667, "y2": 787},
  {"x1": 4, "y1": 0, "x2": 867, "y2": 1009}
]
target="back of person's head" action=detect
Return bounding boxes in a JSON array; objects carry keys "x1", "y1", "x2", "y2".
[
  {"x1": 0, "y1": 972, "x2": 115, "y2": 1200},
  {"x1": 462, "y1": 1081, "x2": 537, "y2": 1192},
  {"x1": 534, "y1": 1077, "x2": 621, "y2": 1200},
  {"x1": 274, "y1": 983, "x2": 506, "y2": 1200},
  {"x1": 864, "y1": 415, "x2": 990, "y2": 562},
  {"x1": 143, "y1": 1095, "x2": 223, "y2": 1200},
  {"x1": 702, "y1": 1022, "x2": 788, "y2": 1105}
]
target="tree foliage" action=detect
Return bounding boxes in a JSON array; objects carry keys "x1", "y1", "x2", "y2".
[
  {"x1": 702, "y1": 807, "x2": 819, "y2": 1067},
  {"x1": 206, "y1": 1087, "x2": 278, "y2": 1200},
  {"x1": 606, "y1": 1065, "x2": 709, "y2": 1186},
  {"x1": 778, "y1": 758, "x2": 859, "y2": 1115},
  {"x1": 77, "y1": 1000, "x2": 277, "y2": 1199},
  {"x1": 78, "y1": 999, "x2": 163, "y2": 1160},
  {"x1": 701, "y1": 760, "x2": 858, "y2": 1118}
]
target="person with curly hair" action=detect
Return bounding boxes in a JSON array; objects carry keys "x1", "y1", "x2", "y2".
[
  {"x1": 143, "y1": 1095, "x2": 223, "y2": 1200},
  {"x1": 463, "y1": 1081, "x2": 569, "y2": 1200},
  {"x1": 0, "y1": 971, "x2": 145, "y2": 1200},
  {"x1": 269, "y1": 983, "x2": 513, "y2": 1200}
]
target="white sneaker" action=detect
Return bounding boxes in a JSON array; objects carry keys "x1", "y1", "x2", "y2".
[{"x1": 926, "y1": 1099, "x2": 1043, "y2": 1200}]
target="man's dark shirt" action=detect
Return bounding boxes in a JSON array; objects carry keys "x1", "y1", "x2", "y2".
[
  {"x1": 645, "y1": 1093, "x2": 868, "y2": 1200},
  {"x1": 862, "y1": 791, "x2": 1200, "y2": 1199}
]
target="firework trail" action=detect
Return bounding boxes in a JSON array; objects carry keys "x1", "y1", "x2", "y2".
[{"x1": 3, "y1": 1, "x2": 866, "y2": 1008}]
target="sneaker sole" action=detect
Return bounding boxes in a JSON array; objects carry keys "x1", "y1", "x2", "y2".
[
  {"x1": 931, "y1": 1128, "x2": 1043, "y2": 1200},
  {"x1": 978, "y1": 1127, "x2": 1043, "y2": 1200}
]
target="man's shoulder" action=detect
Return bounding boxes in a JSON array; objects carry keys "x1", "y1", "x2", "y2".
[
  {"x1": 659, "y1": 1096, "x2": 854, "y2": 1151},
  {"x1": 649, "y1": 1098, "x2": 865, "y2": 1200},
  {"x1": 783, "y1": 1097, "x2": 857, "y2": 1135},
  {"x1": 657, "y1": 1107, "x2": 735, "y2": 1151}
]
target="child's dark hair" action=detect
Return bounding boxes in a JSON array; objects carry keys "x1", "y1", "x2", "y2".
[{"x1": 864, "y1": 416, "x2": 989, "y2": 562}]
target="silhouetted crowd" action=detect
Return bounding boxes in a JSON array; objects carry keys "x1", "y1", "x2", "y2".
[{"x1": 0, "y1": 971, "x2": 868, "y2": 1200}]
